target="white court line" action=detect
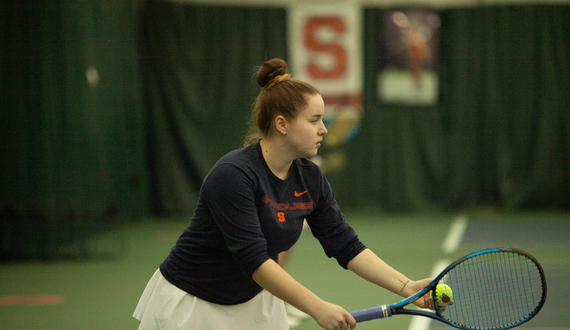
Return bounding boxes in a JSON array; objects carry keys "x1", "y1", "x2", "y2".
[
  {"x1": 430, "y1": 259, "x2": 451, "y2": 278},
  {"x1": 442, "y1": 215, "x2": 468, "y2": 254},
  {"x1": 408, "y1": 216, "x2": 469, "y2": 330}
]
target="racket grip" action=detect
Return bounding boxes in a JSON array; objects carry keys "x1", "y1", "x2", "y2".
[{"x1": 350, "y1": 305, "x2": 392, "y2": 322}]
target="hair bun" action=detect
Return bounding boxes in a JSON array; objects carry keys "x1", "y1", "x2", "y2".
[{"x1": 257, "y1": 58, "x2": 288, "y2": 88}]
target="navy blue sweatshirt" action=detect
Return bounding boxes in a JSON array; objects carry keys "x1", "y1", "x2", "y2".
[{"x1": 160, "y1": 143, "x2": 366, "y2": 305}]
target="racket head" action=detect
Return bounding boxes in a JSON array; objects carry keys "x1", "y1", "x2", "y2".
[{"x1": 432, "y1": 248, "x2": 547, "y2": 330}]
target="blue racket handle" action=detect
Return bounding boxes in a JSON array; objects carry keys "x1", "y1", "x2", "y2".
[{"x1": 350, "y1": 304, "x2": 392, "y2": 322}]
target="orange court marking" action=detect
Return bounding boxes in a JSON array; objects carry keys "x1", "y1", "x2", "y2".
[{"x1": 0, "y1": 295, "x2": 65, "y2": 306}]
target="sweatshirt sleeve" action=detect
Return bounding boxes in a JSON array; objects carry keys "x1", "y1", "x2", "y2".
[
  {"x1": 201, "y1": 163, "x2": 271, "y2": 277},
  {"x1": 305, "y1": 173, "x2": 367, "y2": 269}
]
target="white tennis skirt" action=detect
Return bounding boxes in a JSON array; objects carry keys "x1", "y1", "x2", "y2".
[{"x1": 133, "y1": 269, "x2": 289, "y2": 330}]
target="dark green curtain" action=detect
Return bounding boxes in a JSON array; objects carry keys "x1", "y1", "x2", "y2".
[
  {"x1": 333, "y1": 5, "x2": 570, "y2": 211},
  {"x1": 140, "y1": 3, "x2": 568, "y2": 215},
  {"x1": 0, "y1": 1, "x2": 146, "y2": 259},
  {"x1": 139, "y1": 1, "x2": 287, "y2": 215},
  {"x1": 4, "y1": 2, "x2": 565, "y2": 258}
]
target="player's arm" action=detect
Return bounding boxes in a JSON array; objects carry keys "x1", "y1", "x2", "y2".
[
  {"x1": 347, "y1": 248, "x2": 434, "y2": 309},
  {"x1": 252, "y1": 259, "x2": 356, "y2": 330}
]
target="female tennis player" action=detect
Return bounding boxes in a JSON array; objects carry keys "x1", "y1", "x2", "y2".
[{"x1": 133, "y1": 58, "x2": 434, "y2": 330}]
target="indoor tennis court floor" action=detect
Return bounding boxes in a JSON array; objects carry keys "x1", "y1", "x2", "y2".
[{"x1": 0, "y1": 211, "x2": 568, "y2": 330}]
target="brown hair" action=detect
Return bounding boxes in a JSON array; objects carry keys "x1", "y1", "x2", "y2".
[{"x1": 244, "y1": 58, "x2": 320, "y2": 146}]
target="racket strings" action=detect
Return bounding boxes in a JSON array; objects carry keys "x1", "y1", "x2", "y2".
[{"x1": 440, "y1": 251, "x2": 545, "y2": 329}]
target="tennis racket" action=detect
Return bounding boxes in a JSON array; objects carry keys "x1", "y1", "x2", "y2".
[{"x1": 350, "y1": 248, "x2": 547, "y2": 330}]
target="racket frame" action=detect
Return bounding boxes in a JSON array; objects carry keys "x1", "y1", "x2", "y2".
[{"x1": 350, "y1": 248, "x2": 547, "y2": 330}]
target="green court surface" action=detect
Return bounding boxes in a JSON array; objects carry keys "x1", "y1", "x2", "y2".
[{"x1": 0, "y1": 212, "x2": 568, "y2": 330}]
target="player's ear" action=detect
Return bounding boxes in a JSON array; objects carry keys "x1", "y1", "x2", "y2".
[{"x1": 275, "y1": 115, "x2": 288, "y2": 136}]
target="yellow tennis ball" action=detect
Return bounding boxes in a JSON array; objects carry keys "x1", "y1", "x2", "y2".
[{"x1": 435, "y1": 283, "x2": 453, "y2": 306}]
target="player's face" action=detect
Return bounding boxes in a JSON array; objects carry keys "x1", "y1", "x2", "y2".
[{"x1": 286, "y1": 93, "x2": 328, "y2": 159}]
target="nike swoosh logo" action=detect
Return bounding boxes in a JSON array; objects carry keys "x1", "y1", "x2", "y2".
[{"x1": 294, "y1": 190, "x2": 308, "y2": 197}]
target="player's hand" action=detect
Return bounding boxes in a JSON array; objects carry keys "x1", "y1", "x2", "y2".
[
  {"x1": 311, "y1": 301, "x2": 357, "y2": 330},
  {"x1": 408, "y1": 278, "x2": 436, "y2": 310},
  {"x1": 436, "y1": 299, "x2": 455, "y2": 312}
]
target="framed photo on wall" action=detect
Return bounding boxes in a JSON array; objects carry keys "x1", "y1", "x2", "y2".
[{"x1": 378, "y1": 9, "x2": 441, "y2": 106}]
